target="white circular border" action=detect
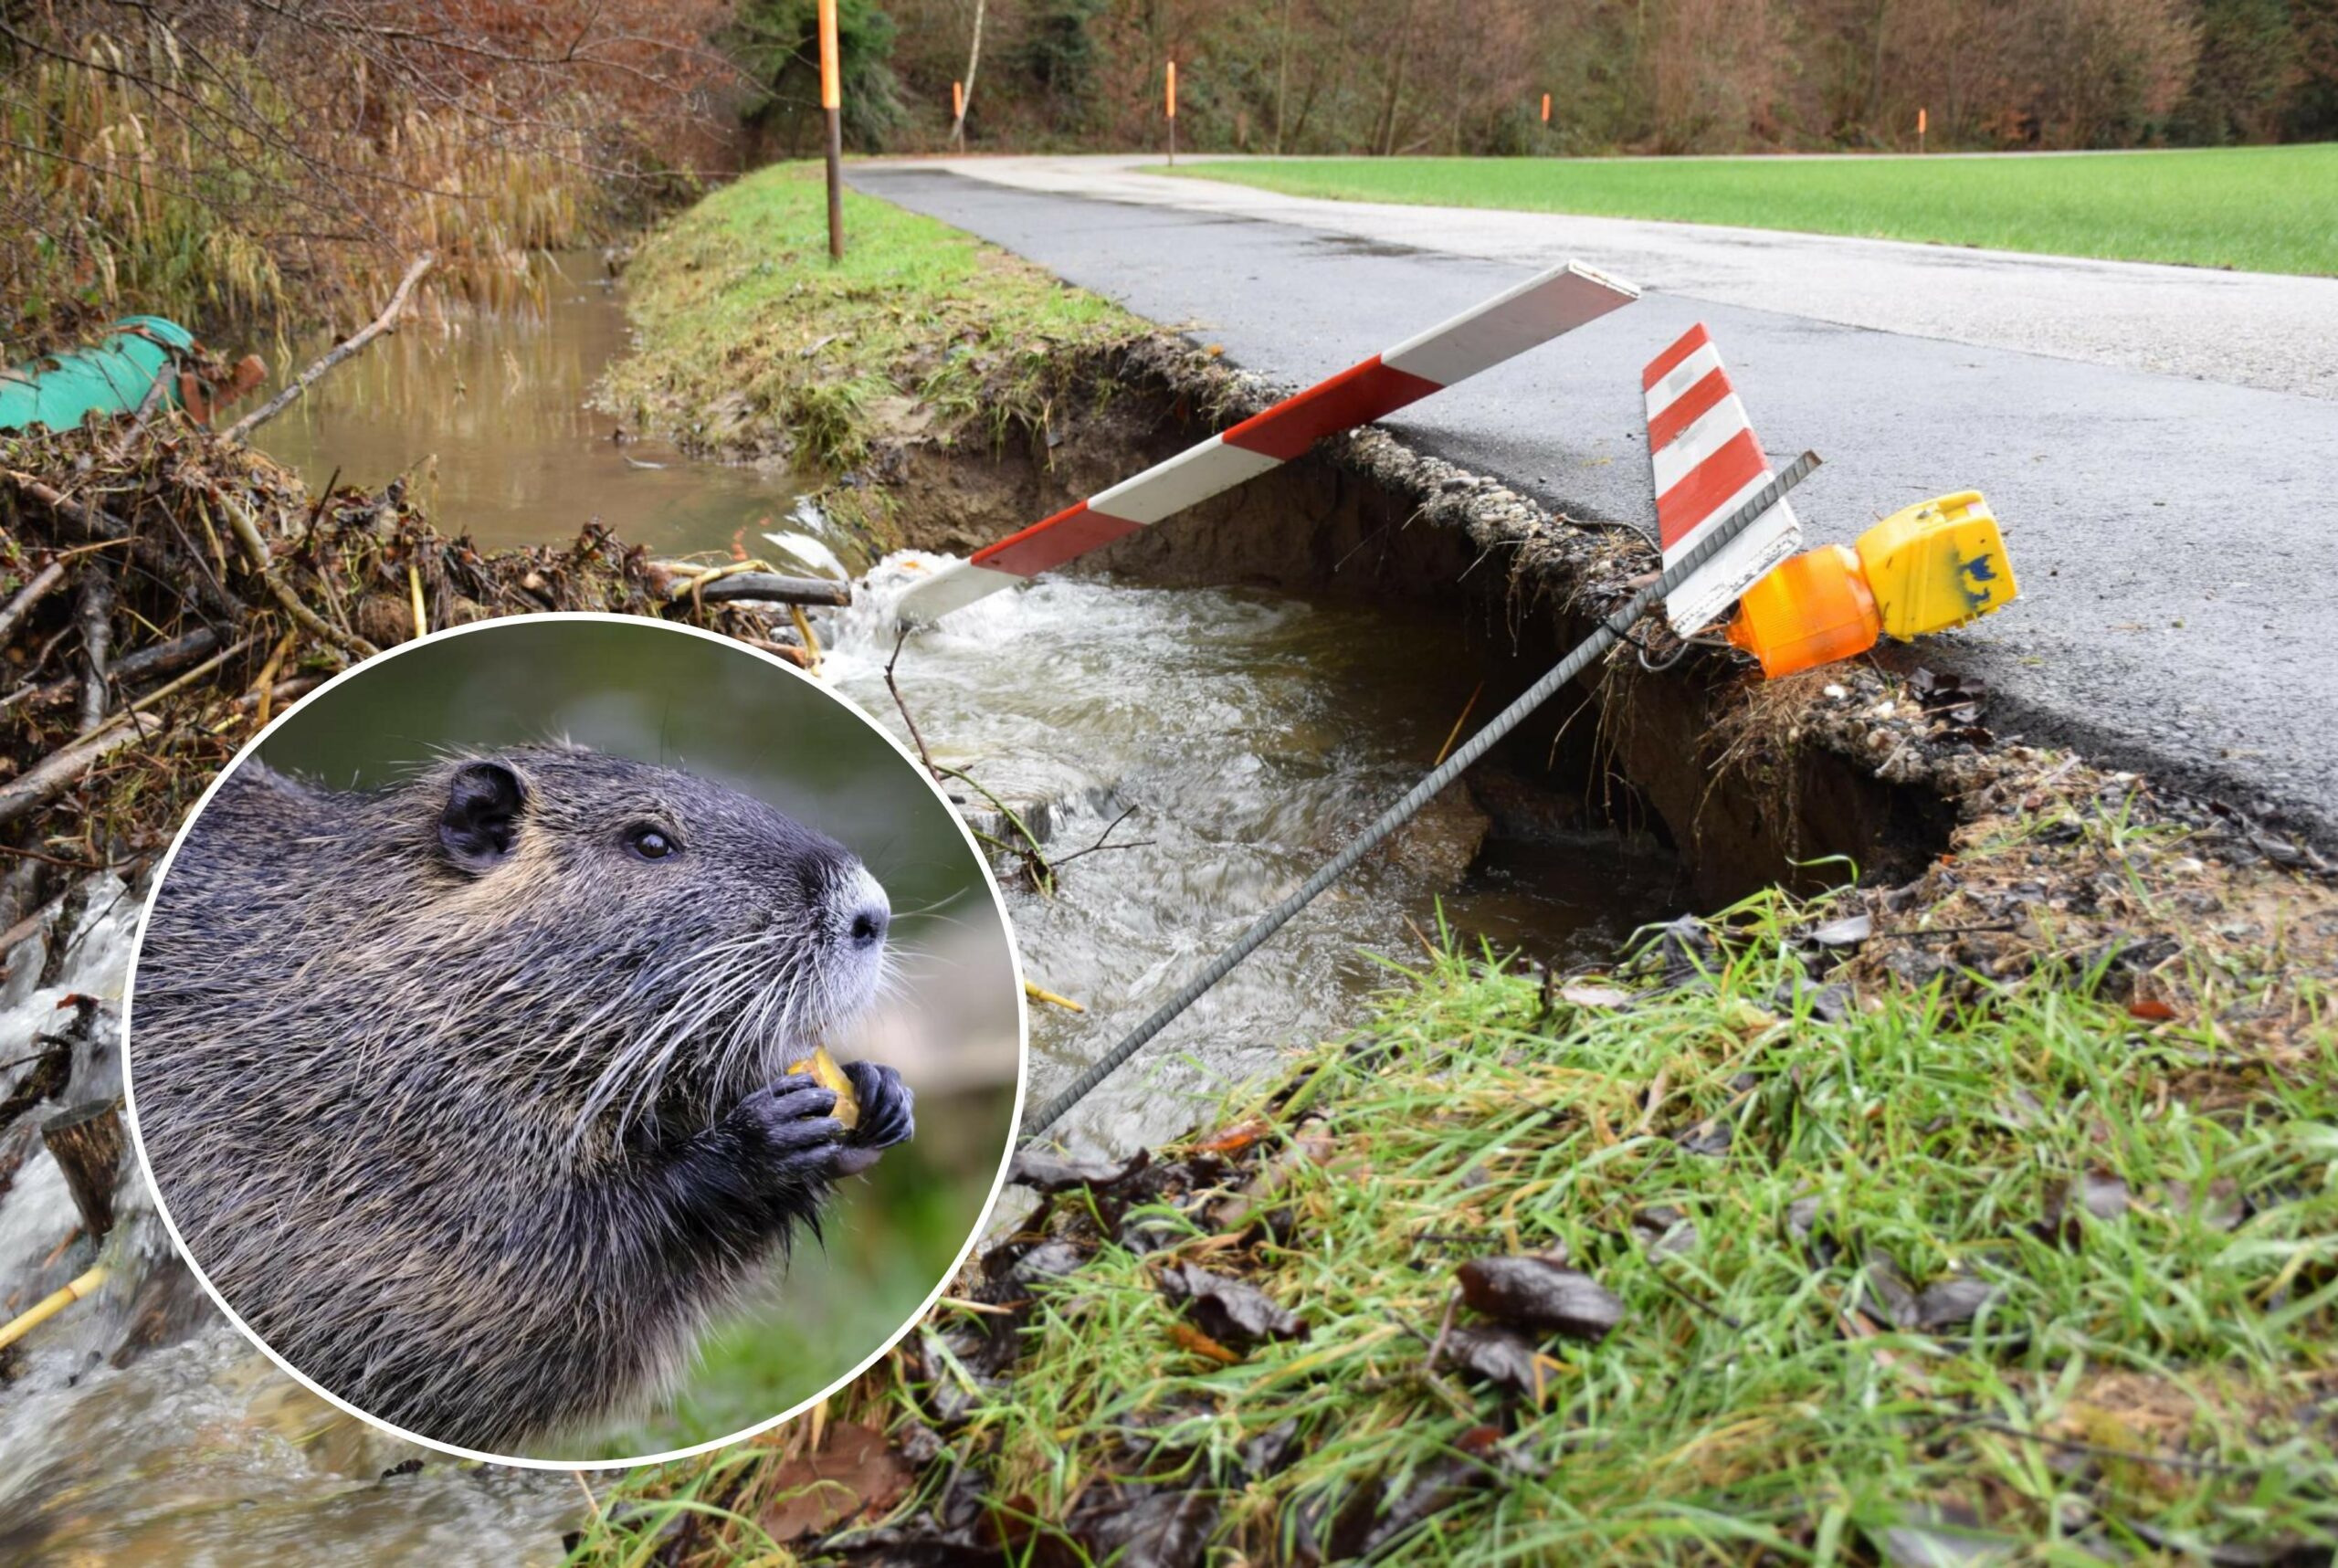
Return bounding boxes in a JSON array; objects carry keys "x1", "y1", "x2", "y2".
[{"x1": 118, "y1": 611, "x2": 1031, "y2": 1470}]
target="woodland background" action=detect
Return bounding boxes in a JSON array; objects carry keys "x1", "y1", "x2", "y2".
[{"x1": 3, "y1": 0, "x2": 2333, "y2": 346}]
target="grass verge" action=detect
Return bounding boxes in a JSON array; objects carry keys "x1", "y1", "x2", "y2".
[
  {"x1": 1166, "y1": 148, "x2": 2338, "y2": 277},
  {"x1": 599, "y1": 163, "x2": 1147, "y2": 474},
  {"x1": 568, "y1": 750, "x2": 2338, "y2": 1563}
]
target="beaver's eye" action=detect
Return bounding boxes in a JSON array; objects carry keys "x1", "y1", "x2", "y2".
[{"x1": 627, "y1": 826, "x2": 678, "y2": 860}]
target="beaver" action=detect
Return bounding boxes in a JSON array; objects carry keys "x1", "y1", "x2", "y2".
[{"x1": 128, "y1": 743, "x2": 916, "y2": 1453}]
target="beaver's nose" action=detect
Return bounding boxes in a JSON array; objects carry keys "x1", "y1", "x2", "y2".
[{"x1": 836, "y1": 864, "x2": 890, "y2": 952}]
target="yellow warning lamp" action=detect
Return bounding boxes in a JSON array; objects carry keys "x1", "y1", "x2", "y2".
[{"x1": 1727, "y1": 490, "x2": 2018, "y2": 679}]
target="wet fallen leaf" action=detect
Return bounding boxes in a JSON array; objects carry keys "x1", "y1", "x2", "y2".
[
  {"x1": 1069, "y1": 1485, "x2": 1219, "y2": 1568},
  {"x1": 760, "y1": 1421, "x2": 912, "y2": 1542},
  {"x1": 1674, "y1": 1115, "x2": 1733, "y2": 1158},
  {"x1": 1008, "y1": 1147, "x2": 1151, "y2": 1195},
  {"x1": 1156, "y1": 1261, "x2": 1309, "y2": 1345},
  {"x1": 1875, "y1": 1501, "x2": 2027, "y2": 1566},
  {"x1": 2080, "y1": 1171, "x2": 2132, "y2": 1220},
  {"x1": 1166, "y1": 1321, "x2": 1240, "y2": 1364},
  {"x1": 1456, "y1": 1255, "x2": 1625, "y2": 1342},
  {"x1": 1243, "y1": 1418, "x2": 1301, "y2": 1480},
  {"x1": 1196, "y1": 1118, "x2": 1271, "y2": 1155},
  {"x1": 1558, "y1": 983, "x2": 1634, "y2": 1009},
  {"x1": 1632, "y1": 1206, "x2": 1699, "y2": 1258},
  {"x1": 1856, "y1": 1251, "x2": 1922, "y2": 1328},
  {"x1": 1807, "y1": 911, "x2": 1875, "y2": 947},
  {"x1": 2163, "y1": 1176, "x2": 2249, "y2": 1232},
  {"x1": 1441, "y1": 1324, "x2": 1562, "y2": 1405},
  {"x1": 2039, "y1": 1170, "x2": 2132, "y2": 1245},
  {"x1": 2122, "y1": 1521, "x2": 2333, "y2": 1567},
  {"x1": 1638, "y1": 914, "x2": 1721, "y2": 990},
  {"x1": 1325, "y1": 1434, "x2": 1501, "y2": 1559},
  {"x1": 995, "y1": 1239, "x2": 1088, "y2": 1292},
  {"x1": 1913, "y1": 1276, "x2": 2001, "y2": 1331}
]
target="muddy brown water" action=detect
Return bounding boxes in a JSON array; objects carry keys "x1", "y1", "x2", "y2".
[
  {"x1": 0, "y1": 253, "x2": 1687, "y2": 1563},
  {"x1": 257, "y1": 252, "x2": 811, "y2": 560}
]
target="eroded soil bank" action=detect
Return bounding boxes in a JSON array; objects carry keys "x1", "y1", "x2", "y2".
[{"x1": 574, "y1": 169, "x2": 2338, "y2": 1565}]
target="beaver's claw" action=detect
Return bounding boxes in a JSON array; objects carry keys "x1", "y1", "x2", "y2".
[
  {"x1": 734, "y1": 1079, "x2": 847, "y2": 1188},
  {"x1": 832, "y1": 1061, "x2": 913, "y2": 1176}
]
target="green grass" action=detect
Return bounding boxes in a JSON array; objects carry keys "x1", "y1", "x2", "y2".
[
  {"x1": 572, "y1": 862, "x2": 2338, "y2": 1562},
  {"x1": 602, "y1": 162, "x2": 1145, "y2": 473},
  {"x1": 1167, "y1": 147, "x2": 2338, "y2": 277}
]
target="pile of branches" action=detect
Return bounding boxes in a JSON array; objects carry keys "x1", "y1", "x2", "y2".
[{"x1": 0, "y1": 403, "x2": 829, "y2": 930}]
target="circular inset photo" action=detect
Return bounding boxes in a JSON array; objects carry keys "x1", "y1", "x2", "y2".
[{"x1": 121, "y1": 616, "x2": 1025, "y2": 1465}]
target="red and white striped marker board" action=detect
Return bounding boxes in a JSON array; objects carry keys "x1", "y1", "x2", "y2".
[
  {"x1": 900, "y1": 260, "x2": 1639, "y2": 624},
  {"x1": 1642, "y1": 323, "x2": 1803, "y2": 635}
]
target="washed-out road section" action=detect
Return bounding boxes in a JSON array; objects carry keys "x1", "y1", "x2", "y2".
[{"x1": 849, "y1": 156, "x2": 2338, "y2": 850}]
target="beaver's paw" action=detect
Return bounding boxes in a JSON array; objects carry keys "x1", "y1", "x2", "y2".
[
  {"x1": 829, "y1": 1062, "x2": 913, "y2": 1176},
  {"x1": 737, "y1": 1080, "x2": 847, "y2": 1184}
]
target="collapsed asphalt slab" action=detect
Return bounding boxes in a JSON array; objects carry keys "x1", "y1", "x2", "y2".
[{"x1": 845, "y1": 163, "x2": 2338, "y2": 857}]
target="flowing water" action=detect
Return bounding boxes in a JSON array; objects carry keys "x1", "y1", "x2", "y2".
[
  {"x1": 0, "y1": 254, "x2": 1684, "y2": 1562},
  {"x1": 819, "y1": 563, "x2": 1683, "y2": 1153}
]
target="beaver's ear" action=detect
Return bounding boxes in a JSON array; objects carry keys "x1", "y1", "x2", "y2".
[{"x1": 439, "y1": 762, "x2": 526, "y2": 873}]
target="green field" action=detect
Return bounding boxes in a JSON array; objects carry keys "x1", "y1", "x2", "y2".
[{"x1": 1169, "y1": 147, "x2": 2338, "y2": 276}]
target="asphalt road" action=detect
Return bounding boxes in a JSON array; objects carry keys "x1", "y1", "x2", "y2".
[{"x1": 849, "y1": 159, "x2": 2338, "y2": 847}]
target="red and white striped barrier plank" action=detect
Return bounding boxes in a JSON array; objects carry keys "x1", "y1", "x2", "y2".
[
  {"x1": 1643, "y1": 322, "x2": 1802, "y2": 636},
  {"x1": 900, "y1": 260, "x2": 1639, "y2": 623}
]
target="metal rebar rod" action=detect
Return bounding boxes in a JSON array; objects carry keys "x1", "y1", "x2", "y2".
[{"x1": 1021, "y1": 451, "x2": 1821, "y2": 1141}]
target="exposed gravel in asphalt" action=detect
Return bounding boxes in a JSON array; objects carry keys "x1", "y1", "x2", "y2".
[{"x1": 849, "y1": 159, "x2": 2338, "y2": 848}]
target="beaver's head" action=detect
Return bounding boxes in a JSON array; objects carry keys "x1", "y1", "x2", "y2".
[{"x1": 397, "y1": 744, "x2": 891, "y2": 1136}]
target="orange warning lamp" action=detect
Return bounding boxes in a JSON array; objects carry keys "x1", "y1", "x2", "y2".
[
  {"x1": 1726, "y1": 490, "x2": 2018, "y2": 679},
  {"x1": 1728, "y1": 543, "x2": 1878, "y2": 678}
]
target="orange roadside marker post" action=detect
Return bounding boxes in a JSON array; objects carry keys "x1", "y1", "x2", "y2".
[
  {"x1": 818, "y1": 0, "x2": 843, "y2": 259},
  {"x1": 1918, "y1": 106, "x2": 1927, "y2": 153},
  {"x1": 1166, "y1": 60, "x2": 1177, "y2": 165},
  {"x1": 1541, "y1": 92, "x2": 1552, "y2": 126},
  {"x1": 952, "y1": 80, "x2": 965, "y2": 149}
]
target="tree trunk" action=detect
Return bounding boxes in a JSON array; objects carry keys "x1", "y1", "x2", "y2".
[
  {"x1": 1375, "y1": 0, "x2": 1419, "y2": 158},
  {"x1": 1273, "y1": 0, "x2": 1295, "y2": 153},
  {"x1": 42, "y1": 1100, "x2": 124, "y2": 1240},
  {"x1": 950, "y1": 0, "x2": 988, "y2": 147}
]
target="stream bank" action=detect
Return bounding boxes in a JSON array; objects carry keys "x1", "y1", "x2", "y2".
[
  {"x1": 577, "y1": 749, "x2": 2338, "y2": 1566},
  {"x1": 603, "y1": 164, "x2": 1960, "y2": 911},
  {"x1": 568, "y1": 172, "x2": 2338, "y2": 1561}
]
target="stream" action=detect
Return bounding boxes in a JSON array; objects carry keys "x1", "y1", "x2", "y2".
[{"x1": 0, "y1": 253, "x2": 1685, "y2": 1563}]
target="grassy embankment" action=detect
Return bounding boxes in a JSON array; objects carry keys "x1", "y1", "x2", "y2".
[
  {"x1": 1169, "y1": 146, "x2": 2338, "y2": 277},
  {"x1": 573, "y1": 761, "x2": 2338, "y2": 1563},
  {"x1": 599, "y1": 162, "x2": 1146, "y2": 489}
]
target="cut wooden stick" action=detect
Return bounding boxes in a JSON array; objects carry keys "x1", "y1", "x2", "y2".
[
  {"x1": 738, "y1": 636, "x2": 812, "y2": 668},
  {"x1": 0, "y1": 637, "x2": 253, "y2": 828},
  {"x1": 216, "y1": 490, "x2": 377, "y2": 658},
  {"x1": 663, "y1": 570, "x2": 851, "y2": 608},
  {"x1": 222, "y1": 253, "x2": 436, "y2": 444},
  {"x1": 1025, "y1": 981, "x2": 1086, "y2": 1012},
  {"x1": 0, "y1": 1264, "x2": 108, "y2": 1352},
  {"x1": 788, "y1": 602, "x2": 823, "y2": 671},
  {"x1": 0, "y1": 561, "x2": 68, "y2": 646},
  {"x1": 248, "y1": 626, "x2": 299, "y2": 731},
  {"x1": 40, "y1": 1101, "x2": 124, "y2": 1239},
  {"x1": 5, "y1": 471, "x2": 250, "y2": 622},
  {"x1": 74, "y1": 574, "x2": 112, "y2": 732},
  {"x1": 11, "y1": 627, "x2": 225, "y2": 714}
]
